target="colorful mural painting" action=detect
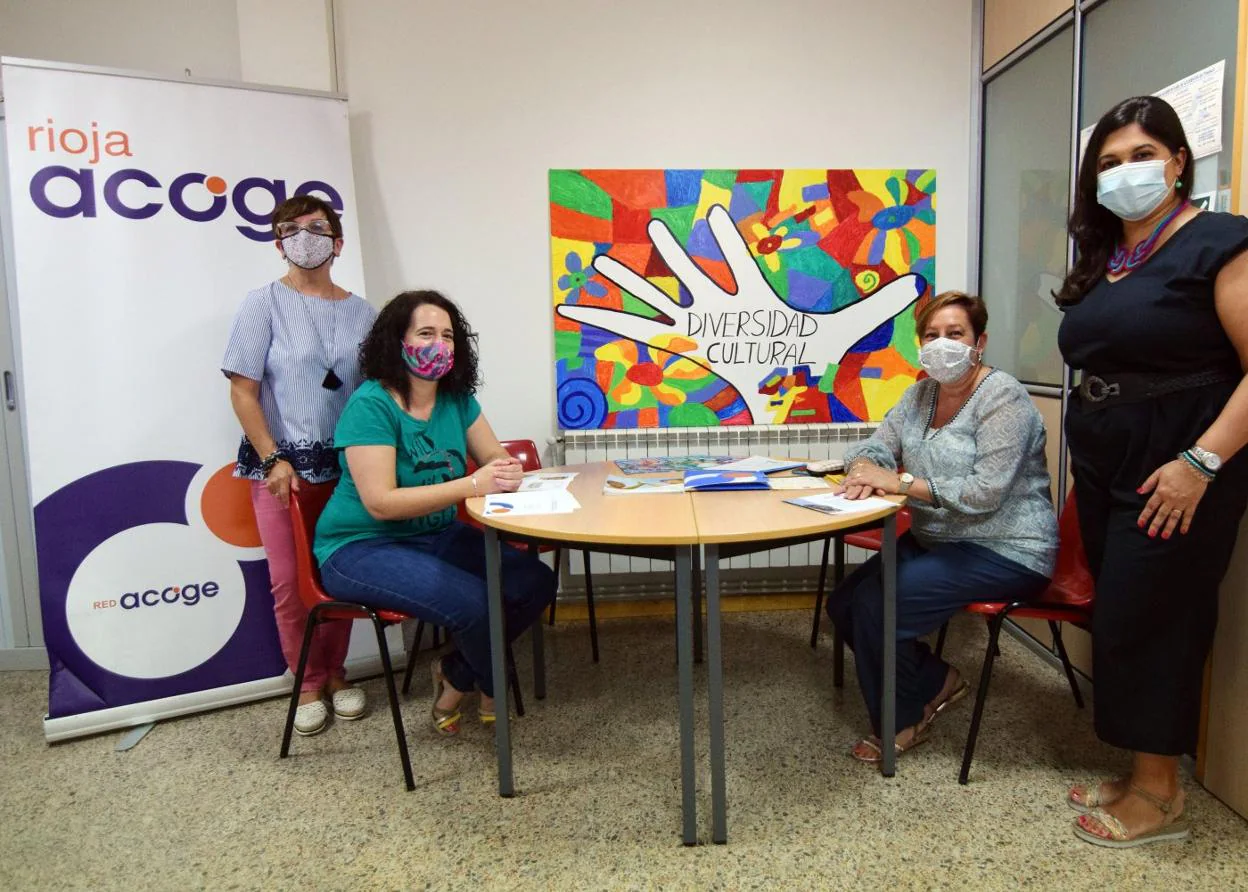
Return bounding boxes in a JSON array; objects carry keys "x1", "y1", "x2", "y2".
[{"x1": 551, "y1": 169, "x2": 936, "y2": 429}]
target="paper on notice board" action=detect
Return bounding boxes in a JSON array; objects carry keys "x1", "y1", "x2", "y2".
[
  {"x1": 1158, "y1": 60, "x2": 1224, "y2": 160},
  {"x1": 1079, "y1": 61, "x2": 1225, "y2": 165}
]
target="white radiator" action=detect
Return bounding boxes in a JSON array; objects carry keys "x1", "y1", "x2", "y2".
[{"x1": 553, "y1": 423, "x2": 879, "y2": 591}]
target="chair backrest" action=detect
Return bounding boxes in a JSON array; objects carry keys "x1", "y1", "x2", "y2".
[
  {"x1": 288, "y1": 483, "x2": 338, "y2": 611},
  {"x1": 1040, "y1": 491, "x2": 1094, "y2": 609},
  {"x1": 463, "y1": 439, "x2": 543, "y2": 476}
]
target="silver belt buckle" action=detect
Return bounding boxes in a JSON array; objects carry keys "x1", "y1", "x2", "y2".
[{"x1": 1082, "y1": 375, "x2": 1120, "y2": 403}]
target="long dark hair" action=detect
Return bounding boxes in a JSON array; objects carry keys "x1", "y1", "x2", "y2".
[
  {"x1": 360, "y1": 290, "x2": 481, "y2": 404},
  {"x1": 1055, "y1": 96, "x2": 1193, "y2": 306}
]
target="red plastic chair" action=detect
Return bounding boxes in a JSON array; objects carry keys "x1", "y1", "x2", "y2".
[
  {"x1": 457, "y1": 439, "x2": 600, "y2": 663},
  {"x1": 281, "y1": 482, "x2": 416, "y2": 791},
  {"x1": 957, "y1": 491, "x2": 1093, "y2": 783}
]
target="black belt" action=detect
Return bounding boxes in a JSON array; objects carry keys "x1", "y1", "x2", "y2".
[{"x1": 1075, "y1": 369, "x2": 1240, "y2": 411}]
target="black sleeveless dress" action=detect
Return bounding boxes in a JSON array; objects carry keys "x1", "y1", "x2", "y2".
[{"x1": 1058, "y1": 211, "x2": 1248, "y2": 756}]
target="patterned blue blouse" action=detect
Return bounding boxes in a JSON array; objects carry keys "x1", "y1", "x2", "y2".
[
  {"x1": 843, "y1": 370, "x2": 1059, "y2": 577},
  {"x1": 222, "y1": 280, "x2": 377, "y2": 483}
]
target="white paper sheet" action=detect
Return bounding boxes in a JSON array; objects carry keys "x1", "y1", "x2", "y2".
[
  {"x1": 713, "y1": 456, "x2": 805, "y2": 473},
  {"x1": 483, "y1": 490, "x2": 580, "y2": 517},
  {"x1": 518, "y1": 472, "x2": 577, "y2": 492},
  {"x1": 784, "y1": 493, "x2": 898, "y2": 516},
  {"x1": 768, "y1": 476, "x2": 832, "y2": 491}
]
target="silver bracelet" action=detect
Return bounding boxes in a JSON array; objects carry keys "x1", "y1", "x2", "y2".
[{"x1": 470, "y1": 473, "x2": 479, "y2": 495}]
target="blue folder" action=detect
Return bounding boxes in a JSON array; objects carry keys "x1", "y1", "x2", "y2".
[{"x1": 682, "y1": 469, "x2": 771, "y2": 492}]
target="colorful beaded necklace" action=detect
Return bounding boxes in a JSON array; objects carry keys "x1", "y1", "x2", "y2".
[{"x1": 1106, "y1": 200, "x2": 1189, "y2": 275}]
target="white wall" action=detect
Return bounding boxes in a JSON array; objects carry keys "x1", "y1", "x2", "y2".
[
  {"x1": 0, "y1": 0, "x2": 241, "y2": 81},
  {"x1": 335, "y1": 0, "x2": 976, "y2": 442},
  {"x1": 0, "y1": 0, "x2": 975, "y2": 444},
  {"x1": 236, "y1": 0, "x2": 334, "y2": 92}
]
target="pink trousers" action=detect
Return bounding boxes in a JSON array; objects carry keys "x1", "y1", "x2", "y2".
[{"x1": 250, "y1": 481, "x2": 351, "y2": 693}]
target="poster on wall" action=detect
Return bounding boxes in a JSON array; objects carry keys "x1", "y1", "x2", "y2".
[
  {"x1": 1, "y1": 59, "x2": 366, "y2": 739},
  {"x1": 550, "y1": 169, "x2": 934, "y2": 429}
]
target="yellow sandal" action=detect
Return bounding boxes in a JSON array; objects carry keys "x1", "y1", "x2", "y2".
[{"x1": 429, "y1": 660, "x2": 461, "y2": 737}]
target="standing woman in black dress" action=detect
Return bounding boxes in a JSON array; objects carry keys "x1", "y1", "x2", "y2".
[{"x1": 1057, "y1": 95, "x2": 1248, "y2": 848}]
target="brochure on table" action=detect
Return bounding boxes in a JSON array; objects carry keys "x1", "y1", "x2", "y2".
[
  {"x1": 518, "y1": 472, "x2": 577, "y2": 492},
  {"x1": 783, "y1": 493, "x2": 898, "y2": 516},
  {"x1": 483, "y1": 490, "x2": 580, "y2": 516},
  {"x1": 603, "y1": 475, "x2": 685, "y2": 495}
]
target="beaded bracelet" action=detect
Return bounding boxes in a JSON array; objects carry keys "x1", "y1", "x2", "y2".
[
  {"x1": 259, "y1": 450, "x2": 285, "y2": 476},
  {"x1": 1178, "y1": 450, "x2": 1215, "y2": 482}
]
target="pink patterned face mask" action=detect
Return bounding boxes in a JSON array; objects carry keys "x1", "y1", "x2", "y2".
[{"x1": 402, "y1": 341, "x2": 454, "y2": 380}]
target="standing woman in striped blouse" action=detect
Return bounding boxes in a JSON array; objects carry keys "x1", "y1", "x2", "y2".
[{"x1": 222, "y1": 195, "x2": 377, "y2": 737}]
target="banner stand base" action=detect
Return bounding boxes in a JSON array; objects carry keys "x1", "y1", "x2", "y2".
[{"x1": 43, "y1": 644, "x2": 406, "y2": 743}]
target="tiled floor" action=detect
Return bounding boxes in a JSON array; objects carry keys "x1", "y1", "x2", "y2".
[{"x1": 2, "y1": 610, "x2": 1246, "y2": 890}]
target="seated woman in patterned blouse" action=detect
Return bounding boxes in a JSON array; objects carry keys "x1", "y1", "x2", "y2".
[{"x1": 828, "y1": 290, "x2": 1059, "y2": 764}]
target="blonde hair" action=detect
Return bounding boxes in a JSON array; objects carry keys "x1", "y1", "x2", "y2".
[{"x1": 915, "y1": 290, "x2": 988, "y2": 339}]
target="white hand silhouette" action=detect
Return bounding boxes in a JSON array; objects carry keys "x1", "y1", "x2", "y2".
[{"x1": 555, "y1": 204, "x2": 926, "y2": 423}]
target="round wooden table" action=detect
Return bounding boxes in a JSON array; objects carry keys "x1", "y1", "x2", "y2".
[{"x1": 467, "y1": 461, "x2": 904, "y2": 846}]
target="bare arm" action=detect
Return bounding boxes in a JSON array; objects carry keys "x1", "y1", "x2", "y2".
[
  {"x1": 1197, "y1": 250, "x2": 1248, "y2": 460},
  {"x1": 1136, "y1": 250, "x2": 1248, "y2": 539},
  {"x1": 465, "y1": 412, "x2": 512, "y2": 467},
  {"x1": 345, "y1": 445, "x2": 481, "y2": 522},
  {"x1": 228, "y1": 374, "x2": 277, "y2": 457},
  {"x1": 229, "y1": 373, "x2": 300, "y2": 505}
]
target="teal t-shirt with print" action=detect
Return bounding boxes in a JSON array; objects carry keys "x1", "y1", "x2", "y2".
[{"x1": 313, "y1": 379, "x2": 481, "y2": 564}]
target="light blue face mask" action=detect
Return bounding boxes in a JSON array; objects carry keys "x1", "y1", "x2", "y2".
[{"x1": 1096, "y1": 158, "x2": 1175, "y2": 222}]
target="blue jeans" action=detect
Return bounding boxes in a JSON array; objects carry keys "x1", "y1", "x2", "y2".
[
  {"x1": 827, "y1": 533, "x2": 1049, "y2": 736},
  {"x1": 319, "y1": 522, "x2": 557, "y2": 697}
]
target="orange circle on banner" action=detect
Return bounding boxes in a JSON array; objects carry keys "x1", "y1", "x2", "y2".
[
  {"x1": 201, "y1": 463, "x2": 262, "y2": 548},
  {"x1": 205, "y1": 176, "x2": 228, "y2": 195}
]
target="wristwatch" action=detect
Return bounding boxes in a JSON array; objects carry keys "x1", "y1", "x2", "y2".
[
  {"x1": 898, "y1": 472, "x2": 915, "y2": 494},
  {"x1": 1188, "y1": 445, "x2": 1223, "y2": 474}
]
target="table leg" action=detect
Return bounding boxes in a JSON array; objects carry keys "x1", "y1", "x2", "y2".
[
  {"x1": 674, "y1": 545, "x2": 697, "y2": 846},
  {"x1": 531, "y1": 618, "x2": 546, "y2": 701},
  {"x1": 880, "y1": 513, "x2": 898, "y2": 779},
  {"x1": 485, "y1": 526, "x2": 514, "y2": 796},
  {"x1": 705, "y1": 543, "x2": 727, "y2": 844},
  {"x1": 692, "y1": 546, "x2": 704, "y2": 664}
]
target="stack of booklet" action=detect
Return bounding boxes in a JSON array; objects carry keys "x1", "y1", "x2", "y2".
[{"x1": 680, "y1": 469, "x2": 770, "y2": 492}]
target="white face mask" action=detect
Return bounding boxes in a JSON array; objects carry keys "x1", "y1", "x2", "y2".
[
  {"x1": 280, "y1": 229, "x2": 336, "y2": 270},
  {"x1": 920, "y1": 337, "x2": 978, "y2": 384},
  {"x1": 1096, "y1": 158, "x2": 1174, "y2": 222}
]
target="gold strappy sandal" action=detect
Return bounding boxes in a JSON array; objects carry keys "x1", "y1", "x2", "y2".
[
  {"x1": 429, "y1": 659, "x2": 461, "y2": 737},
  {"x1": 1068, "y1": 777, "x2": 1128, "y2": 813},
  {"x1": 1073, "y1": 785, "x2": 1190, "y2": 848},
  {"x1": 851, "y1": 719, "x2": 931, "y2": 764}
]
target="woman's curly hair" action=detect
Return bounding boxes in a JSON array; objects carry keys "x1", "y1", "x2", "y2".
[{"x1": 359, "y1": 290, "x2": 480, "y2": 406}]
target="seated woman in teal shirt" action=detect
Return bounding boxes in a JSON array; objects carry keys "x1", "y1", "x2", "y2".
[{"x1": 314, "y1": 290, "x2": 556, "y2": 735}]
